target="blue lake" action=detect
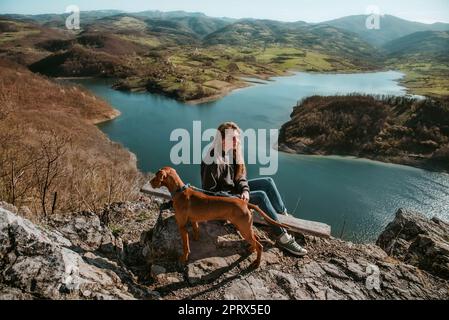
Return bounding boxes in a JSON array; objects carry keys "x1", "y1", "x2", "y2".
[{"x1": 75, "y1": 71, "x2": 449, "y2": 242}]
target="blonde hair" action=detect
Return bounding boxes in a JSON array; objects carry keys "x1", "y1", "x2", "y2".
[{"x1": 207, "y1": 122, "x2": 247, "y2": 181}]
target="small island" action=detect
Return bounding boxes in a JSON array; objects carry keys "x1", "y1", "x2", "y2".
[{"x1": 278, "y1": 95, "x2": 449, "y2": 172}]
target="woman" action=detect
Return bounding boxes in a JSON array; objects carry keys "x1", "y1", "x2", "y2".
[{"x1": 201, "y1": 122, "x2": 307, "y2": 256}]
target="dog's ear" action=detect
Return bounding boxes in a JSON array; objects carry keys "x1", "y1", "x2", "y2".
[{"x1": 159, "y1": 169, "x2": 168, "y2": 182}]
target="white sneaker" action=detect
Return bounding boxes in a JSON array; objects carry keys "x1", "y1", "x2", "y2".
[{"x1": 277, "y1": 233, "x2": 308, "y2": 257}]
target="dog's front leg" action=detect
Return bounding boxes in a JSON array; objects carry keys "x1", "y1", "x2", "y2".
[
  {"x1": 192, "y1": 222, "x2": 200, "y2": 241},
  {"x1": 179, "y1": 225, "x2": 190, "y2": 264}
]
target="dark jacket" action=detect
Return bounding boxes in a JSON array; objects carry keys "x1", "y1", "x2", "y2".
[{"x1": 201, "y1": 149, "x2": 250, "y2": 195}]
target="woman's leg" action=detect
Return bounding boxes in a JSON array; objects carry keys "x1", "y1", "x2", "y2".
[
  {"x1": 248, "y1": 178, "x2": 287, "y2": 214},
  {"x1": 249, "y1": 190, "x2": 285, "y2": 236},
  {"x1": 250, "y1": 189, "x2": 308, "y2": 257}
]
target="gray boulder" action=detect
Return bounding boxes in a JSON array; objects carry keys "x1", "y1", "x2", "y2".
[
  {"x1": 377, "y1": 208, "x2": 449, "y2": 280},
  {"x1": 49, "y1": 211, "x2": 124, "y2": 260},
  {"x1": 142, "y1": 209, "x2": 263, "y2": 285},
  {"x1": 0, "y1": 206, "x2": 157, "y2": 300}
]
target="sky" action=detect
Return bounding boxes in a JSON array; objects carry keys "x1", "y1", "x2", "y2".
[{"x1": 1, "y1": 0, "x2": 449, "y2": 24}]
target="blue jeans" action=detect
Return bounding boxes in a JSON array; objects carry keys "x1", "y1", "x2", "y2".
[{"x1": 249, "y1": 178, "x2": 287, "y2": 236}]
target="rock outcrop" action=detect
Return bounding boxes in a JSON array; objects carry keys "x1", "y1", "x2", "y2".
[
  {"x1": 48, "y1": 211, "x2": 124, "y2": 260},
  {"x1": 0, "y1": 206, "x2": 158, "y2": 300},
  {"x1": 142, "y1": 209, "x2": 449, "y2": 300},
  {"x1": 1, "y1": 201, "x2": 448, "y2": 300},
  {"x1": 142, "y1": 209, "x2": 269, "y2": 286},
  {"x1": 377, "y1": 209, "x2": 449, "y2": 280}
]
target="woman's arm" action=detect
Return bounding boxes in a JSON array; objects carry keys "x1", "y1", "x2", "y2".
[{"x1": 236, "y1": 175, "x2": 249, "y2": 194}]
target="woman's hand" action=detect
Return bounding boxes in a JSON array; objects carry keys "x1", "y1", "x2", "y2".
[{"x1": 241, "y1": 191, "x2": 250, "y2": 202}]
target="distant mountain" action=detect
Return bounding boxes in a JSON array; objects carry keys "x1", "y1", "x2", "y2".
[
  {"x1": 83, "y1": 14, "x2": 200, "y2": 46},
  {"x1": 0, "y1": 10, "x2": 125, "y2": 28},
  {"x1": 165, "y1": 16, "x2": 233, "y2": 38},
  {"x1": 122, "y1": 11, "x2": 235, "y2": 38},
  {"x1": 204, "y1": 19, "x2": 381, "y2": 63},
  {"x1": 322, "y1": 14, "x2": 449, "y2": 47},
  {"x1": 132, "y1": 10, "x2": 205, "y2": 19},
  {"x1": 132, "y1": 10, "x2": 220, "y2": 20},
  {"x1": 383, "y1": 30, "x2": 449, "y2": 57},
  {"x1": 204, "y1": 19, "x2": 292, "y2": 46},
  {"x1": 2, "y1": 10, "x2": 448, "y2": 97},
  {"x1": 1, "y1": 10, "x2": 234, "y2": 42},
  {"x1": 0, "y1": 10, "x2": 234, "y2": 37},
  {"x1": 4, "y1": 10, "x2": 449, "y2": 48},
  {"x1": 141, "y1": 18, "x2": 202, "y2": 44}
]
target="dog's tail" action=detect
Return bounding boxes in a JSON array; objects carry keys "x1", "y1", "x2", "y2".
[{"x1": 247, "y1": 203, "x2": 289, "y2": 229}]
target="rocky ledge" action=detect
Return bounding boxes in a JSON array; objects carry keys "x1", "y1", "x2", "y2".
[{"x1": 0, "y1": 201, "x2": 448, "y2": 300}]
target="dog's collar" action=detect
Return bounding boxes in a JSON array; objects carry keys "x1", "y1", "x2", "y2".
[{"x1": 173, "y1": 184, "x2": 191, "y2": 196}]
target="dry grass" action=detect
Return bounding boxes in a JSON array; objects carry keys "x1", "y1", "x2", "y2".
[{"x1": 0, "y1": 59, "x2": 142, "y2": 217}]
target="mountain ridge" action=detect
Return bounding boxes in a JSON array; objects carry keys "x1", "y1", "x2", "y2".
[
  {"x1": 1, "y1": 10, "x2": 448, "y2": 98},
  {"x1": 3, "y1": 10, "x2": 449, "y2": 44},
  {"x1": 322, "y1": 14, "x2": 449, "y2": 46},
  {"x1": 383, "y1": 30, "x2": 449, "y2": 56}
]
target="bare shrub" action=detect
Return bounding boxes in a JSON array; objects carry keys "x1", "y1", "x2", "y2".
[
  {"x1": 31, "y1": 131, "x2": 69, "y2": 216},
  {"x1": 0, "y1": 129, "x2": 35, "y2": 207},
  {"x1": 0, "y1": 60, "x2": 142, "y2": 218}
]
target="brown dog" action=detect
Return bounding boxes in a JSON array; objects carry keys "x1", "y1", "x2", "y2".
[{"x1": 150, "y1": 167, "x2": 288, "y2": 268}]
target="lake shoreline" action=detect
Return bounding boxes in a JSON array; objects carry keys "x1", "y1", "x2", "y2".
[
  {"x1": 277, "y1": 94, "x2": 449, "y2": 174},
  {"x1": 82, "y1": 71, "x2": 448, "y2": 175},
  {"x1": 88, "y1": 108, "x2": 122, "y2": 125},
  {"x1": 277, "y1": 143, "x2": 449, "y2": 175},
  {"x1": 67, "y1": 65, "x2": 427, "y2": 107},
  {"x1": 80, "y1": 72, "x2": 449, "y2": 243},
  {"x1": 94, "y1": 66, "x2": 398, "y2": 105},
  {"x1": 186, "y1": 80, "x2": 251, "y2": 105},
  {"x1": 186, "y1": 68, "x2": 394, "y2": 105}
]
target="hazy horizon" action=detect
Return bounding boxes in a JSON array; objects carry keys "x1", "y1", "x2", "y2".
[{"x1": 1, "y1": 0, "x2": 449, "y2": 24}]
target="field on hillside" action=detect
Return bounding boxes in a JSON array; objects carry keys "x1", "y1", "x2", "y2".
[
  {"x1": 0, "y1": 14, "x2": 386, "y2": 102},
  {"x1": 0, "y1": 11, "x2": 447, "y2": 100},
  {"x1": 397, "y1": 62, "x2": 449, "y2": 97}
]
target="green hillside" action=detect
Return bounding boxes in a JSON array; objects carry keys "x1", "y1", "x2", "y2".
[
  {"x1": 384, "y1": 30, "x2": 449, "y2": 56},
  {"x1": 204, "y1": 20, "x2": 381, "y2": 66},
  {"x1": 1, "y1": 10, "x2": 448, "y2": 99},
  {"x1": 323, "y1": 14, "x2": 449, "y2": 47},
  {"x1": 0, "y1": 10, "x2": 125, "y2": 28},
  {"x1": 384, "y1": 31, "x2": 449, "y2": 97}
]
